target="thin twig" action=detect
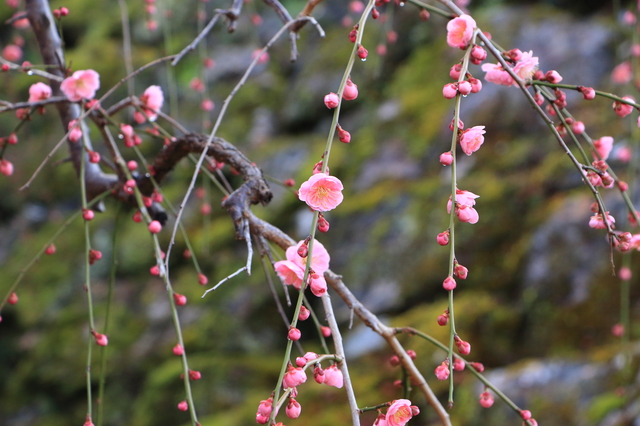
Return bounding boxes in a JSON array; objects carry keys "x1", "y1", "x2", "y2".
[
  {"x1": 202, "y1": 266, "x2": 248, "y2": 296},
  {"x1": 0, "y1": 96, "x2": 68, "y2": 113},
  {"x1": 172, "y1": 13, "x2": 222, "y2": 66},
  {"x1": 0, "y1": 57, "x2": 64, "y2": 81}
]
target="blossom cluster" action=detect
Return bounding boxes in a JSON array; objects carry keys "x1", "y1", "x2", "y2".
[{"x1": 273, "y1": 239, "x2": 329, "y2": 297}]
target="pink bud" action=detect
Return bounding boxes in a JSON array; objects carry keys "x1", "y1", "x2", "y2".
[
  {"x1": 286, "y1": 399, "x2": 301, "y2": 419},
  {"x1": 471, "y1": 45, "x2": 487, "y2": 62},
  {"x1": 440, "y1": 151, "x2": 453, "y2": 166},
  {"x1": 148, "y1": 220, "x2": 162, "y2": 233},
  {"x1": 357, "y1": 45, "x2": 368, "y2": 60},
  {"x1": 189, "y1": 370, "x2": 202, "y2": 380},
  {"x1": 470, "y1": 362, "x2": 484, "y2": 372},
  {"x1": 389, "y1": 355, "x2": 400, "y2": 366},
  {"x1": 434, "y1": 362, "x2": 450, "y2": 380},
  {"x1": 571, "y1": 121, "x2": 585, "y2": 134},
  {"x1": 288, "y1": 327, "x2": 301, "y2": 341},
  {"x1": 406, "y1": 349, "x2": 417, "y2": 359},
  {"x1": 198, "y1": 273, "x2": 208, "y2": 285},
  {"x1": 296, "y1": 357, "x2": 306, "y2": 367},
  {"x1": 83, "y1": 209, "x2": 95, "y2": 221},
  {"x1": 338, "y1": 128, "x2": 351, "y2": 143},
  {"x1": 177, "y1": 400, "x2": 188, "y2": 411},
  {"x1": 324, "y1": 92, "x2": 340, "y2": 109},
  {"x1": 343, "y1": 78, "x2": 358, "y2": 101},
  {"x1": 437, "y1": 314, "x2": 449, "y2": 326},
  {"x1": 45, "y1": 244, "x2": 56, "y2": 255},
  {"x1": 420, "y1": 8, "x2": 430, "y2": 20},
  {"x1": 314, "y1": 366, "x2": 325, "y2": 384},
  {"x1": 317, "y1": 216, "x2": 330, "y2": 233},
  {"x1": 449, "y1": 63, "x2": 462, "y2": 80},
  {"x1": 579, "y1": 86, "x2": 596, "y2": 100},
  {"x1": 469, "y1": 77, "x2": 482, "y2": 93},
  {"x1": 520, "y1": 410, "x2": 532, "y2": 420},
  {"x1": 127, "y1": 160, "x2": 138, "y2": 171},
  {"x1": 454, "y1": 263, "x2": 468, "y2": 279},
  {"x1": 94, "y1": 333, "x2": 108, "y2": 346},
  {"x1": 298, "y1": 305, "x2": 310, "y2": 321},
  {"x1": 88, "y1": 151, "x2": 100, "y2": 163},
  {"x1": 456, "y1": 340, "x2": 471, "y2": 355},
  {"x1": 8, "y1": 133, "x2": 18, "y2": 145},
  {"x1": 436, "y1": 231, "x2": 449, "y2": 246},
  {"x1": 8, "y1": 292, "x2": 18, "y2": 305},
  {"x1": 0, "y1": 159, "x2": 14, "y2": 176},
  {"x1": 458, "y1": 80, "x2": 472, "y2": 95},
  {"x1": 173, "y1": 344, "x2": 184, "y2": 356},
  {"x1": 442, "y1": 83, "x2": 458, "y2": 99},
  {"x1": 321, "y1": 326, "x2": 331, "y2": 337},
  {"x1": 443, "y1": 276, "x2": 457, "y2": 291},
  {"x1": 479, "y1": 391, "x2": 494, "y2": 408},
  {"x1": 453, "y1": 357, "x2": 465, "y2": 371},
  {"x1": 544, "y1": 70, "x2": 563, "y2": 83},
  {"x1": 173, "y1": 293, "x2": 187, "y2": 306}
]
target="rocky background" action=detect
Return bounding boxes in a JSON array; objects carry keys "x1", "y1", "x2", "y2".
[{"x1": 0, "y1": 0, "x2": 639, "y2": 425}]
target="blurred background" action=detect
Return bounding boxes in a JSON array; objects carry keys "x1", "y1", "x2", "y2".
[{"x1": 1, "y1": 0, "x2": 639, "y2": 425}]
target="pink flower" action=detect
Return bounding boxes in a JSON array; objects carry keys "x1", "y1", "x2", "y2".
[
  {"x1": 285, "y1": 399, "x2": 301, "y2": 419},
  {"x1": 309, "y1": 273, "x2": 327, "y2": 297},
  {"x1": 2, "y1": 44, "x2": 22, "y2": 62},
  {"x1": 442, "y1": 83, "x2": 458, "y2": 99},
  {"x1": 457, "y1": 205, "x2": 479, "y2": 223},
  {"x1": 282, "y1": 366, "x2": 307, "y2": 388},
  {"x1": 459, "y1": 125, "x2": 485, "y2": 155},
  {"x1": 479, "y1": 391, "x2": 494, "y2": 408},
  {"x1": 481, "y1": 63, "x2": 515, "y2": 86},
  {"x1": 298, "y1": 173, "x2": 344, "y2": 211},
  {"x1": 512, "y1": 50, "x2": 539, "y2": 82},
  {"x1": 60, "y1": 69, "x2": 100, "y2": 102},
  {"x1": 446, "y1": 14, "x2": 476, "y2": 49},
  {"x1": 613, "y1": 96, "x2": 635, "y2": 117},
  {"x1": 323, "y1": 364, "x2": 343, "y2": 388},
  {"x1": 611, "y1": 61, "x2": 632, "y2": 84},
  {"x1": 385, "y1": 399, "x2": 413, "y2": 426},
  {"x1": 440, "y1": 151, "x2": 453, "y2": 166},
  {"x1": 447, "y1": 189, "x2": 479, "y2": 213},
  {"x1": 140, "y1": 85, "x2": 164, "y2": 121},
  {"x1": 324, "y1": 92, "x2": 339, "y2": 108},
  {"x1": 257, "y1": 397, "x2": 274, "y2": 417},
  {"x1": 589, "y1": 212, "x2": 615, "y2": 229},
  {"x1": 274, "y1": 260, "x2": 305, "y2": 289},
  {"x1": 289, "y1": 239, "x2": 330, "y2": 273},
  {"x1": 434, "y1": 362, "x2": 449, "y2": 381},
  {"x1": 28, "y1": 82, "x2": 52, "y2": 102},
  {"x1": 68, "y1": 120, "x2": 82, "y2": 142},
  {"x1": 594, "y1": 136, "x2": 613, "y2": 160}
]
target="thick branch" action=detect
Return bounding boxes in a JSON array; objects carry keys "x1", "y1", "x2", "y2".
[{"x1": 26, "y1": 0, "x2": 118, "y2": 201}]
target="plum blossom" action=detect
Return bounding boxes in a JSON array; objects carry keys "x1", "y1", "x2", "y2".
[
  {"x1": 386, "y1": 399, "x2": 414, "y2": 426},
  {"x1": 459, "y1": 126, "x2": 485, "y2": 155},
  {"x1": 139, "y1": 85, "x2": 164, "y2": 121},
  {"x1": 323, "y1": 364, "x2": 344, "y2": 388},
  {"x1": 613, "y1": 96, "x2": 635, "y2": 118},
  {"x1": 28, "y1": 82, "x2": 52, "y2": 103},
  {"x1": 282, "y1": 366, "x2": 307, "y2": 388},
  {"x1": 274, "y1": 239, "x2": 330, "y2": 295},
  {"x1": 298, "y1": 173, "x2": 344, "y2": 211},
  {"x1": 447, "y1": 189, "x2": 480, "y2": 224},
  {"x1": 446, "y1": 14, "x2": 476, "y2": 49},
  {"x1": 589, "y1": 212, "x2": 615, "y2": 229},
  {"x1": 611, "y1": 61, "x2": 632, "y2": 84},
  {"x1": 482, "y1": 51, "x2": 539, "y2": 87},
  {"x1": 60, "y1": 70, "x2": 100, "y2": 102},
  {"x1": 593, "y1": 136, "x2": 613, "y2": 160}
]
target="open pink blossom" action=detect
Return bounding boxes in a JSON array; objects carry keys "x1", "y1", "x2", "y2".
[
  {"x1": 298, "y1": 173, "x2": 344, "y2": 211},
  {"x1": 60, "y1": 69, "x2": 100, "y2": 102},
  {"x1": 287, "y1": 239, "x2": 330, "y2": 274},
  {"x1": 323, "y1": 364, "x2": 344, "y2": 388},
  {"x1": 446, "y1": 14, "x2": 476, "y2": 49},
  {"x1": 589, "y1": 212, "x2": 615, "y2": 229},
  {"x1": 140, "y1": 85, "x2": 164, "y2": 121},
  {"x1": 459, "y1": 125, "x2": 485, "y2": 155},
  {"x1": 385, "y1": 399, "x2": 414, "y2": 426},
  {"x1": 512, "y1": 50, "x2": 538, "y2": 82},
  {"x1": 274, "y1": 260, "x2": 305, "y2": 289},
  {"x1": 481, "y1": 63, "x2": 514, "y2": 86},
  {"x1": 28, "y1": 82, "x2": 52, "y2": 102},
  {"x1": 447, "y1": 189, "x2": 480, "y2": 224},
  {"x1": 593, "y1": 136, "x2": 613, "y2": 160}
]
